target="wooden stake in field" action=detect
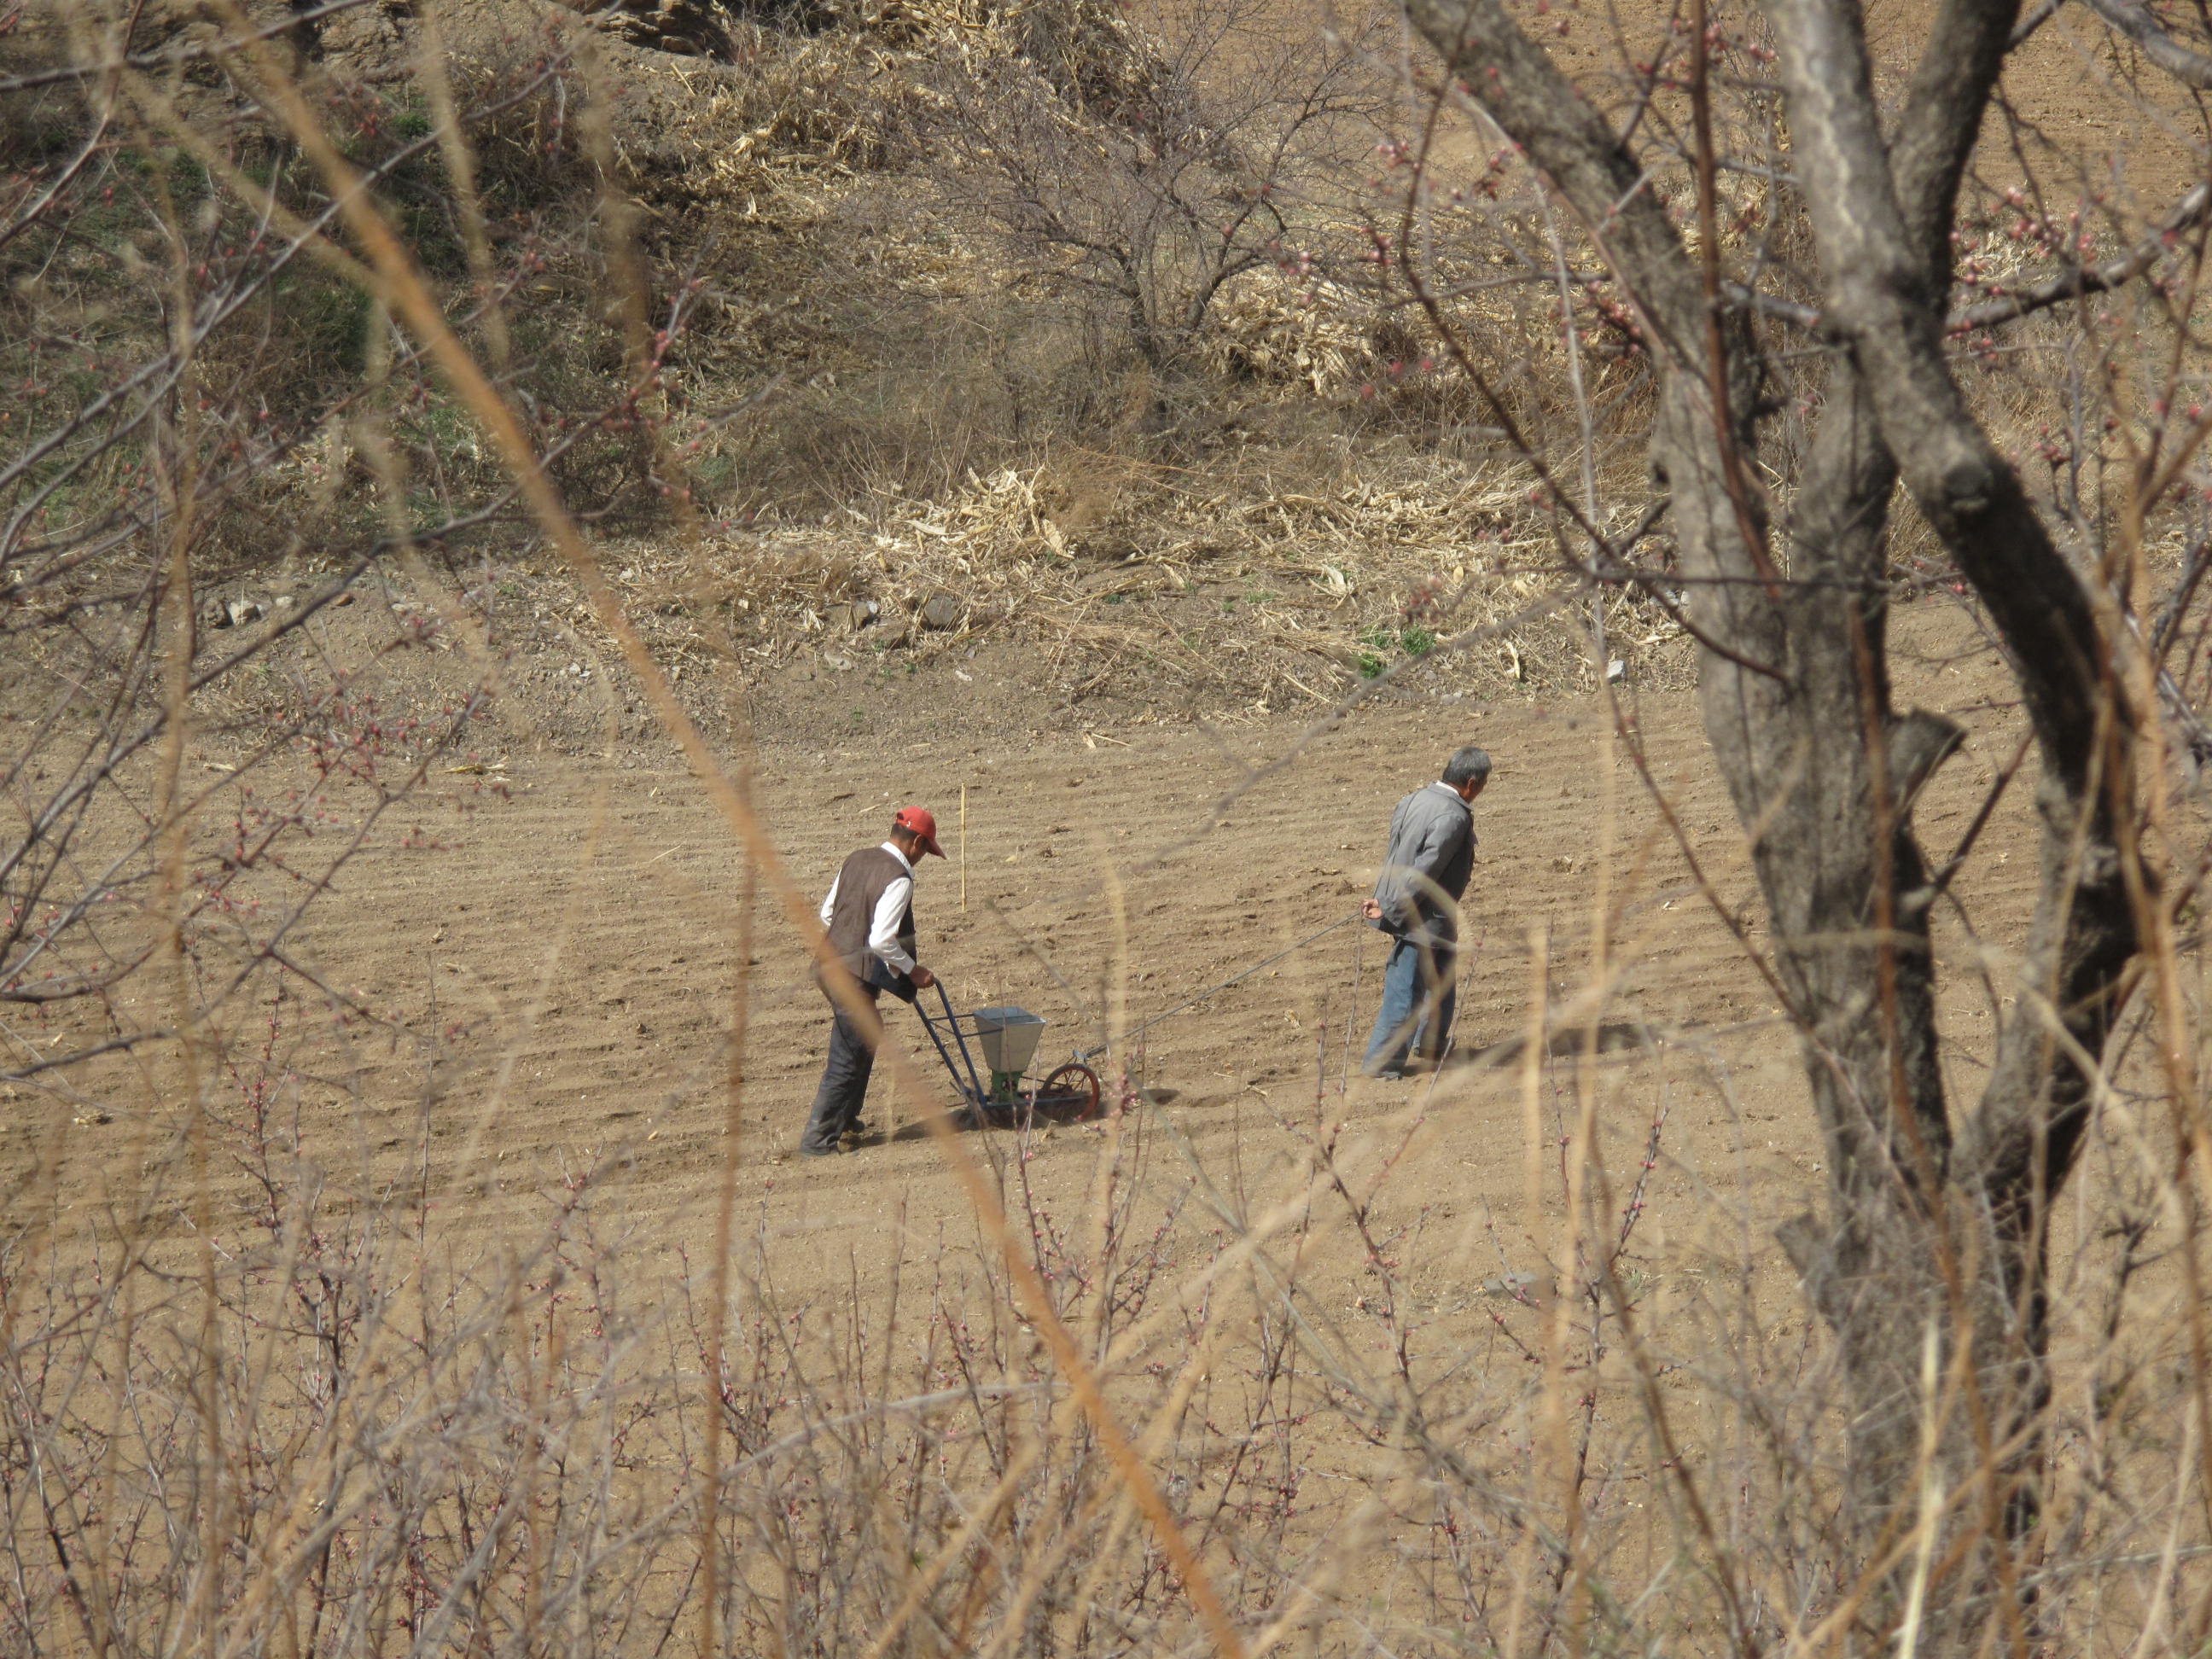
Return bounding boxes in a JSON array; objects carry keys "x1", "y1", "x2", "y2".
[{"x1": 960, "y1": 784, "x2": 968, "y2": 912}]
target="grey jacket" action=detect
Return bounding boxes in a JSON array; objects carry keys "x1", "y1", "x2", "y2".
[{"x1": 1369, "y1": 782, "x2": 1476, "y2": 947}]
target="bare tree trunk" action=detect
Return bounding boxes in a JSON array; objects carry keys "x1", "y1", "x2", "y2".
[
  {"x1": 1397, "y1": 0, "x2": 2143, "y2": 1634},
  {"x1": 1762, "y1": 0, "x2": 2139, "y2": 1564}
]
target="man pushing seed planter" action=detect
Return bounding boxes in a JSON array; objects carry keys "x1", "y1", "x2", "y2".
[
  {"x1": 1360, "y1": 746, "x2": 1490, "y2": 1078},
  {"x1": 800, "y1": 806, "x2": 943, "y2": 1157}
]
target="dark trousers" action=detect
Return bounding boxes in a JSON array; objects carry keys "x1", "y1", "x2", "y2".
[
  {"x1": 1364, "y1": 934, "x2": 1458, "y2": 1074},
  {"x1": 800, "y1": 984, "x2": 881, "y2": 1154}
]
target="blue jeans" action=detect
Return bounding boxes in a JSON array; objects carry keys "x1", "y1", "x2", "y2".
[{"x1": 1364, "y1": 934, "x2": 1457, "y2": 1075}]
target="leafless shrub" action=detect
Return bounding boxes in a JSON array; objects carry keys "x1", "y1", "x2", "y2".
[{"x1": 918, "y1": 0, "x2": 1387, "y2": 381}]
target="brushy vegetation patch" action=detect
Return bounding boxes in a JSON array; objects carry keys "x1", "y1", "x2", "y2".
[{"x1": 2, "y1": 0, "x2": 1697, "y2": 711}]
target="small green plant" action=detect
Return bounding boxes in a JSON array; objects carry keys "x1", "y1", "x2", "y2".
[{"x1": 1358, "y1": 625, "x2": 1437, "y2": 669}]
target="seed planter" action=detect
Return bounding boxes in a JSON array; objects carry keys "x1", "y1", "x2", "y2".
[{"x1": 917, "y1": 984, "x2": 1102, "y2": 1126}]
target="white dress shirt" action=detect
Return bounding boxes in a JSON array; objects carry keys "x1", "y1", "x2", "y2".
[{"x1": 818, "y1": 842, "x2": 917, "y2": 976}]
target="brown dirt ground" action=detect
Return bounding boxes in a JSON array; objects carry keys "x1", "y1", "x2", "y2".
[
  {"x1": 7, "y1": 442, "x2": 2197, "y2": 1659},
  {"x1": 9, "y1": 585, "x2": 2094, "y2": 1366}
]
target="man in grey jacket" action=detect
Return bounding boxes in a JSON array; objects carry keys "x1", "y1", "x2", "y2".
[{"x1": 1360, "y1": 746, "x2": 1490, "y2": 1077}]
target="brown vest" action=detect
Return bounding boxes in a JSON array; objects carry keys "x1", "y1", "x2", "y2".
[{"x1": 825, "y1": 846, "x2": 917, "y2": 988}]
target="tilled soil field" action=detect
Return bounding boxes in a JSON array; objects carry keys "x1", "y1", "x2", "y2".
[
  {"x1": 10, "y1": 586, "x2": 2053, "y2": 1323},
  {"x1": 8, "y1": 514, "x2": 2191, "y2": 1658}
]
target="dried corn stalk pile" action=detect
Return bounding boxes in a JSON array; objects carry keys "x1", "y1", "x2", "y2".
[
  {"x1": 1202, "y1": 274, "x2": 1390, "y2": 395},
  {"x1": 554, "y1": 454, "x2": 1694, "y2": 711}
]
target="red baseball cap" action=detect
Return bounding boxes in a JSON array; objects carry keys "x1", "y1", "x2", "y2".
[{"x1": 893, "y1": 806, "x2": 945, "y2": 858}]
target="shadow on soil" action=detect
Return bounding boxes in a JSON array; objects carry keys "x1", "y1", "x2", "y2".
[
  {"x1": 882, "y1": 1094, "x2": 1107, "y2": 1144},
  {"x1": 1458, "y1": 1021, "x2": 1668, "y2": 1069}
]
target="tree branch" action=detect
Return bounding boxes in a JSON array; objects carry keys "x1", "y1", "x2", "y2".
[
  {"x1": 2010, "y1": 0, "x2": 2067, "y2": 46},
  {"x1": 1761, "y1": 0, "x2": 2137, "y2": 1208},
  {"x1": 2081, "y1": 0, "x2": 2212, "y2": 88},
  {"x1": 1726, "y1": 180, "x2": 2212, "y2": 335},
  {"x1": 1397, "y1": 0, "x2": 1705, "y2": 352},
  {"x1": 1953, "y1": 181, "x2": 2212, "y2": 329}
]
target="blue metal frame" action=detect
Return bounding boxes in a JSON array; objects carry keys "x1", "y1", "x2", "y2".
[{"x1": 915, "y1": 981, "x2": 993, "y2": 1115}]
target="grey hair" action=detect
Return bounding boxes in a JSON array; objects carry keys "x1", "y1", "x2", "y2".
[{"x1": 1441, "y1": 745, "x2": 1492, "y2": 788}]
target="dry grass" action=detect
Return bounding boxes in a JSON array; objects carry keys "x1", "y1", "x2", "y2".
[
  {"x1": 11, "y1": 0, "x2": 2212, "y2": 1652},
  {"x1": 9, "y1": 839, "x2": 2211, "y2": 1656}
]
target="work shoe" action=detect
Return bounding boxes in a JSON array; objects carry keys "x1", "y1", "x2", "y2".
[{"x1": 798, "y1": 1143, "x2": 844, "y2": 1158}]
